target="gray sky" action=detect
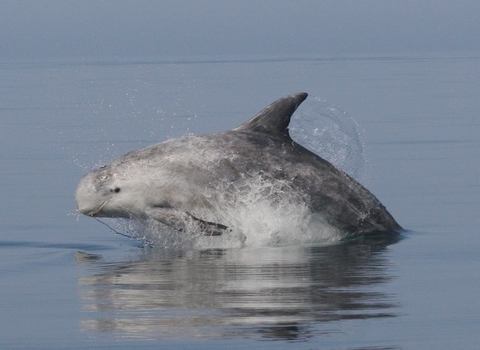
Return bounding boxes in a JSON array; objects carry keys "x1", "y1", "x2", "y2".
[{"x1": 1, "y1": 0, "x2": 479, "y2": 59}]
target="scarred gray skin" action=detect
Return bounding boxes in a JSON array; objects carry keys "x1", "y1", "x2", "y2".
[{"x1": 76, "y1": 93, "x2": 401, "y2": 236}]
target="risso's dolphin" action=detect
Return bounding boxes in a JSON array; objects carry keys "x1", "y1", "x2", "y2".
[{"x1": 75, "y1": 93, "x2": 401, "y2": 237}]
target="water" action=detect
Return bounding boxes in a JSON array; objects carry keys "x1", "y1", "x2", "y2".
[{"x1": 1, "y1": 54, "x2": 479, "y2": 349}]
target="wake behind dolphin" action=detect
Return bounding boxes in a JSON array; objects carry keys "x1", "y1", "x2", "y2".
[{"x1": 76, "y1": 93, "x2": 401, "y2": 245}]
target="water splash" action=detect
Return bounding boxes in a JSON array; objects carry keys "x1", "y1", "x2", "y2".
[
  {"x1": 99, "y1": 172, "x2": 345, "y2": 250},
  {"x1": 290, "y1": 96, "x2": 366, "y2": 179}
]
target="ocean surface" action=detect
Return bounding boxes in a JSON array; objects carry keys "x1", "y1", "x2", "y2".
[{"x1": 1, "y1": 54, "x2": 479, "y2": 349}]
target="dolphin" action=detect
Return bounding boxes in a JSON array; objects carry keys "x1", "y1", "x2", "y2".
[{"x1": 75, "y1": 93, "x2": 401, "y2": 237}]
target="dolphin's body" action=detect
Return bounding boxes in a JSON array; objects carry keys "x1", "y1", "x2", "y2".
[{"x1": 76, "y1": 93, "x2": 401, "y2": 237}]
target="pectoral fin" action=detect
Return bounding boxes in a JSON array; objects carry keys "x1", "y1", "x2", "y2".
[
  {"x1": 146, "y1": 206, "x2": 228, "y2": 236},
  {"x1": 185, "y1": 212, "x2": 228, "y2": 236}
]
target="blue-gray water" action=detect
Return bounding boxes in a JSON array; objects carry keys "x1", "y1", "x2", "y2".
[{"x1": 1, "y1": 55, "x2": 479, "y2": 349}]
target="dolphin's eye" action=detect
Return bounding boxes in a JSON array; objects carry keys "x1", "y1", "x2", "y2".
[{"x1": 111, "y1": 187, "x2": 121, "y2": 193}]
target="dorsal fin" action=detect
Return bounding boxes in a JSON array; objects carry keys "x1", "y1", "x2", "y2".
[{"x1": 233, "y1": 93, "x2": 308, "y2": 139}]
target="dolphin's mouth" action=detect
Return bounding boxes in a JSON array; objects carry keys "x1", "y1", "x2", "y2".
[{"x1": 79, "y1": 198, "x2": 110, "y2": 217}]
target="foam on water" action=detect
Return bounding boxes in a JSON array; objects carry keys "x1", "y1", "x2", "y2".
[{"x1": 210, "y1": 173, "x2": 344, "y2": 248}]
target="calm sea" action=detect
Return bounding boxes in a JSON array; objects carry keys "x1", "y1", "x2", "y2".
[{"x1": 1, "y1": 54, "x2": 479, "y2": 349}]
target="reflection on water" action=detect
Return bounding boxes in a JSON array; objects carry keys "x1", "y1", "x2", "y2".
[{"x1": 78, "y1": 236, "x2": 400, "y2": 341}]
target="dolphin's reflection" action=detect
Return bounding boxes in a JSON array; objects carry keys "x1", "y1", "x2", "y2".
[{"x1": 78, "y1": 236, "x2": 400, "y2": 340}]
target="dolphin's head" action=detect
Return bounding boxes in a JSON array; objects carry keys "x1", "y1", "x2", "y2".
[{"x1": 75, "y1": 164, "x2": 145, "y2": 219}]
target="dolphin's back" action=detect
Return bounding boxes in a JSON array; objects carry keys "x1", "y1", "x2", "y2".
[
  {"x1": 208, "y1": 130, "x2": 401, "y2": 235},
  {"x1": 231, "y1": 93, "x2": 400, "y2": 234}
]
